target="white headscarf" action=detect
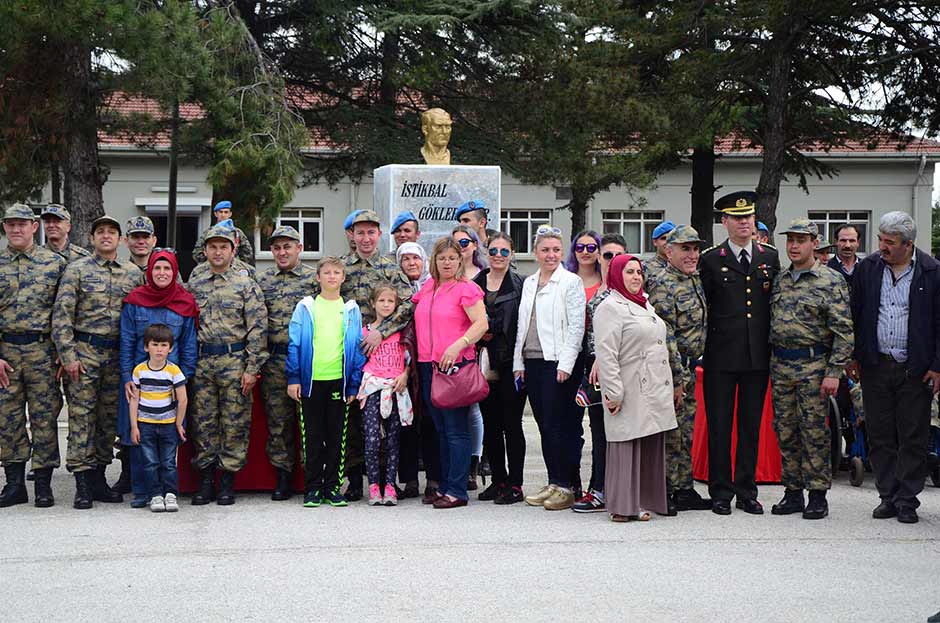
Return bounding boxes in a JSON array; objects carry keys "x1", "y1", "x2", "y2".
[{"x1": 396, "y1": 242, "x2": 430, "y2": 292}]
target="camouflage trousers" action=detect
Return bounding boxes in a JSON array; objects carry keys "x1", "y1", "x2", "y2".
[
  {"x1": 0, "y1": 340, "x2": 62, "y2": 469},
  {"x1": 65, "y1": 341, "x2": 119, "y2": 472},
  {"x1": 260, "y1": 352, "x2": 297, "y2": 471},
  {"x1": 770, "y1": 357, "x2": 831, "y2": 491},
  {"x1": 192, "y1": 352, "x2": 252, "y2": 472},
  {"x1": 666, "y1": 372, "x2": 696, "y2": 492}
]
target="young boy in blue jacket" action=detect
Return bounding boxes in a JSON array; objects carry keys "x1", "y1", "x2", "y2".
[{"x1": 287, "y1": 256, "x2": 366, "y2": 507}]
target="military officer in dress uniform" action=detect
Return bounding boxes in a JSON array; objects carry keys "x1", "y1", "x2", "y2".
[
  {"x1": 40, "y1": 204, "x2": 91, "y2": 264},
  {"x1": 255, "y1": 226, "x2": 317, "y2": 501},
  {"x1": 699, "y1": 191, "x2": 780, "y2": 515},
  {"x1": 769, "y1": 219, "x2": 853, "y2": 520}
]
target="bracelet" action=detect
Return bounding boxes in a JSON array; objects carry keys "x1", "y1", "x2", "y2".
[{"x1": 460, "y1": 336, "x2": 471, "y2": 346}]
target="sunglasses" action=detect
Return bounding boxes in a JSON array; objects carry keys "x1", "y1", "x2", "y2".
[
  {"x1": 456, "y1": 238, "x2": 473, "y2": 248},
  {"x1": 535, "y1": 225, "x2": 562, "y2": 237},
  {"x1": 488, "y1": 247, "x2": 511, "y2": 258},
  {"x1": 602, "y1": 251, "x2": 625, "y2": 261},
  {"x1": 575, "y1": 243, "x2": 598, "y2": 253},
  {"x1": 153, "y1": 247, "x2": 177, "y2": 255}
]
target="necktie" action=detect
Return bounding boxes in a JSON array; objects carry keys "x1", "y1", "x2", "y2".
[{"x1": 739, "y1": 249, "x2": 750, "y2": 273}]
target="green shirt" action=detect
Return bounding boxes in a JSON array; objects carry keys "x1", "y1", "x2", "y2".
[{"x1": 312, "y1": 295, "x2": 344, "y2": 381}]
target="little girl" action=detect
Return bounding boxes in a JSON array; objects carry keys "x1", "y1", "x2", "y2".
[{"x1": 357, "y1": 283, "x2": 414, "y2": 506}]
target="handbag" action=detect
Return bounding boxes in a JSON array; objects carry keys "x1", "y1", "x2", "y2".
[
  {"x1": 427, "y1": 285, "x2": 490, "y2": 409},
  {"x1": 575, "y1": 376, "x2": 603, "y2": 408}
]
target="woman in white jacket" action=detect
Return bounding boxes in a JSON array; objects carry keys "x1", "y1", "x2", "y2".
[{"x1": 513, "y1": 226, "x2": 586, "y2": 511}]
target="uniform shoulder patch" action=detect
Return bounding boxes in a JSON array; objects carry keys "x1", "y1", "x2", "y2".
[
  {"x1": 760, "y1": 242, "x2": 777, "y2": 251},
  {"x1": 700, "y1": 244, "x2": 721, "y2": 255}
]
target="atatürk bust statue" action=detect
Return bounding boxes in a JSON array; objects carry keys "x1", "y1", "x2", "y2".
[{"x1": 420, "y1": 108, "x2": 452, "y2": 165}]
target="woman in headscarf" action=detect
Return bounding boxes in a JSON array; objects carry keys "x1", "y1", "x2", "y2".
[
  {"x1": 593, "y1": 254, "x2": 677, "y2": 522},
  {"x1": 118, "y1": 250, "x2": 199, "y2": 508},
  {"x1": 397, "y1": 242, "x2": 430, "y2": 293}
]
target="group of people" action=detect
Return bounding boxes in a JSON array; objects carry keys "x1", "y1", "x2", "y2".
[{"x1": 0, "y1": 191, "x2": 936, "y2": 524}]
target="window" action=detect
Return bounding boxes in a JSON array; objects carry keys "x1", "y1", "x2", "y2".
[
  {"x1": 808, "y1": 211, "x2": 869, "y2": 253},
  {"x1": 256, "y1": 208, "x2": 323, "y2": 257},
  {"x1": 501, "y1": 209, "x2": 552, "y2": 254},
  {"x1": 32, "y1": 205, "x2": 46, "y2": 245},
  {"x1": 601, "y1": 210, "x2": 665, "y2": 254}
]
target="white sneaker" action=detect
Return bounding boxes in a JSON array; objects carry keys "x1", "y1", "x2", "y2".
[
  {"x1": 150, "y1": 495, "x2": 165, "y2": 512},
  {"x1": 163, "y1": 493, "x2": 179, "y2": 512}
]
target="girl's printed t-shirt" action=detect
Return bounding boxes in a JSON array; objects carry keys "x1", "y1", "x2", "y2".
[
  {"x1": 362, "y1": 327, "x2": 405, "y2": 379},
  {"x1": 412, "y1": 278, "x2": 484, "y2": 363}
]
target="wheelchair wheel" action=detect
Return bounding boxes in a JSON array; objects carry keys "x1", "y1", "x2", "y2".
[
  {"x1": 850, "y1": 457, "x2": 864, "y2": 487},
  {"x1": 828, "y1": 396, "x2": 842, "y2": 474}
]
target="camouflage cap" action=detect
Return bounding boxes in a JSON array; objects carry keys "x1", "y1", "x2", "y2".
[
  {"x1": 41, "y1": 203, "x2": 70, "y2": 221},
  {"x1": 202, "y1": 224, "x2": 236, "y2": 246},
  {"x1": 780, "y1": 218, "x2": 818, "y2": 237},
  {"x1": 91, "y1": 215, "x2": 122, "y2": 234},
  {"x1": 268, "y1": 225, "x2": 301, "y2": 243},
  {"x1": 815, "y1": 234, "x2": 835, "y2": 252},
  {"x1": 349, "y1": 209, "x2": 381, "y2": 227},
  {"x1": 126, "y1": 215, "x2": 155, "y2": 235},
  {"x1": 666, "y1": 224, "x2": 703, "y2": 245},
  {"x1": 2, "y1": 203, "x2": 36, "y2": 221}
]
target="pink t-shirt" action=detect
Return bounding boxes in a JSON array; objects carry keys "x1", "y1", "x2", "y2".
[
  {"x1": 412, "y1": 278, "x2": 484, "y2": 363},
  {"x1": 362, "y1": 328, "x2": 405, "y2": 379}
]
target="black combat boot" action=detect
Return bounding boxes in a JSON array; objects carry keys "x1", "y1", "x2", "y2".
[
  {"x1": 802, "y1": 489, "x2": 829, "y2": 520},
  {"x1": 113, "y1": 450, "x2": 132, "y2": 495},
  {"x1": 674, "y1": 488, "x2": 712, "y2": 511},
  {"x1": 665, "y1": 492, "x2": 678, "y2": 516},
  {"x1": 90, "y1": 465, "x2": 123, "y2": 503},
  {"x1": 0, "y1": 463, "x2": 28, "y2": 507},
  {"x1": 73, "y1": 471, "x2": 93, "y2": 509},
  {"x1": 345, "y1": 465, "x2": 363, "y2": 502},
  {"x1": 216, "y1": 471, "x2": 236, "y2": 506},
  {"x1": 33, "y1": 467, "x2": 55, "y2": 508},
  {"x1": 191, "y1": 466, "x2": 215, "y2": 505},
  {"x1": 771, "y1": 488, "x2": 804, "y2": 515},
  {"x1": 271, "y1": 469, "x2": 292, "y2": 501}
]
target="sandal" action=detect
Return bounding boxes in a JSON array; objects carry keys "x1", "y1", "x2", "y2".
[
  {"x1": 610, "y1": 513, "x2": 629, "y2": 523},
  {"x1": 635, "y1": 510, "x2": 652, "y2": 522}
]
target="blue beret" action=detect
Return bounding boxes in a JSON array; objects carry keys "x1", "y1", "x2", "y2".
[
  {"x1": 344, "y1": 209, "x2": 365, "y2": 231},
  {"x1": 757, "y1": 221, "x2": 769, "y2": 233},
  {"x1": 651, "y1": 220, "x2": 676, "y2": 240},
  {"x1": 391, "y1": 211, "x2": 418, "y2": 233},
  {"x1": 455, "y1": 200, "x2": 486, "y2": 220},
  {"x1": 216, "y1": 218, "x2": 235, "y2": 231},
  {"x1": 213, "y1": 200, "x2": 233, "y2": 212}
]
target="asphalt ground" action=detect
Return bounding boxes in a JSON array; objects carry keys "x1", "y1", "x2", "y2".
[{"x1": 2, "y1": 418, "x2": 938, "y2": 623}]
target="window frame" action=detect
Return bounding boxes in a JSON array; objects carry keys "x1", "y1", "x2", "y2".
[
  {"x1": 600, "y1": 210, "x2": 666, "y2": 255},
  {"x1": 807, "y1": 210, "x2": 870, "y2": 254},
  {"x1": 254, "y1": 207, "x2": 324, "y2": 260},
  {"x1": 500, "y1": 208, "x2": 553, "y2": 257}
]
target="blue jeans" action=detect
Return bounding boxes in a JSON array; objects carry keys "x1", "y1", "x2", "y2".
[
  {"x1": 138, "y1": 422, "x2": 180, "y2": 498},
  {"x1": 525, "y1": 358, "x2": 581, "y2": 489},
  {"x1": 419, "y1": 363, "x2": 471, "y2": 501}
]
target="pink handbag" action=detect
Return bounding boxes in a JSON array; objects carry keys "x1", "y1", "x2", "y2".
[{"x1": 427, "y1": 286, "x2": 489, "y2": 409}]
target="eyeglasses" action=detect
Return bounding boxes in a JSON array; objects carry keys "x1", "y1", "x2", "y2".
[
  {"x1": 488, "y1": 247, "x2": 511, "y2": 258},
  {"x1": 455, "y1": 238, "x2": 473, "y2": 248},
  {"x1": 535, "y1": 225, "x2": 562, "y2": 237},
  {"x1": 602, "y1": 251, "x2": 625, "y2": 261},
  {"x1": 575, "y1": 243, "x2": 598, "y2": 253}
]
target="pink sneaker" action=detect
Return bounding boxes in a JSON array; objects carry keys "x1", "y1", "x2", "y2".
[
  {"x1": 368, "y1": 483, "x2": 382, "y2": 506},
  {"x1": 383, "y1": 484, "x2": 398, "y2": 506}
]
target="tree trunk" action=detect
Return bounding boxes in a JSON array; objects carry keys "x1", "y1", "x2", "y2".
[
  {"x1": 61, "y1": 43, "x2": 103, "y2": 247},
  {"x1": 50, "y1": 159, "x2": 61, "y2": 205},
  {"x1": 569, "y1": 189, "x2": 590, "y2": 235},
  {"x1": 167, "y1": 99, "x2": 180, "y2": 249},
  {"x1": 690, "y1": 145, "x2": 717, "y2": 246}
]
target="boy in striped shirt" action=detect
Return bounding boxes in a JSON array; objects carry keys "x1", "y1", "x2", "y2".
[{"x1": 129, "y1": 324, "x2": 189, "y2": 512}]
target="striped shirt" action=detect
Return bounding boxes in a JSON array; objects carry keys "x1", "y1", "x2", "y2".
[
  {"x1": 132, "y1": 361, "x2": 187, "y2": 424},
  {"x1": 876, "y1": 256, "x2": 914, "y2": 363}
]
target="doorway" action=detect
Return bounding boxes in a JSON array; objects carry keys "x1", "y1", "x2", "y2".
[{"x1": 151, "y1": 215, "x2": 200, "y2": 281}]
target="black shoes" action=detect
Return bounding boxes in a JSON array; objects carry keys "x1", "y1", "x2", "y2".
[
  {"x1": 494, "y1": 486, "x2": 524, "y2": 505},
  {"x1": 896, "y1": 506, "x2": 918, "y2": 524},
  {"x1": 401, "y1": 481, "x2": 420, "y2": 499},
  {"x1": 802, "y1": 490, "x2": 828, "y2": 520},
  {"x1": 674, "y1": 488, "x2": 712, "y2": 511},
  {"x1": 712, "y1": 500, "x2": 732, "y2": 515},
  {"x1": 478, "y1": 482, "x2": 505, "y2": 501},
  {"x1": 345, "y1": 466, "x2": 363, "y2": 502},
  {"x1": 90, "y1": 466, "x2": 123, "y2": 503},
  {"x1": 467, "y1": 456, "x2": 480, "y2": 491},
  {"x1": 735, "y1": 498, "x2": 764, "y2": 515},
  {"x1": 0, "y1": 462, "x2": 28, "y2": 508},
  {"x1": 665, "y1": 495, "x2": 678, "y2": 517},
  {"x1": 192, "y1": 466, "x2": 216, "y2": 505},
  {"x1": 771, "y1": 489, "x2": 805, "y2": 515},
  {"x1": 872, "y1": 500, "x2": 897, "y2": 519},
  {"x1": 33, "y1": 467, "x2": 55, "y2": 508},
  {"x1": 271, "y1": 469, "x2": 293, "y2": 501},
  {"x1": 73, "y1": 472, "x2": 93, "y2": 509},
  {"x1": 217, "y1": 471, "x2": 236, "y2": 505}
]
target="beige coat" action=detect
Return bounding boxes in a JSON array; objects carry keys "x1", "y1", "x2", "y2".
[{"x1": 594, "y1": 290, "x2": 677, "y2": 443}]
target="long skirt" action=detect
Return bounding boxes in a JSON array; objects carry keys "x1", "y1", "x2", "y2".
[{"x1": 605, "y1": 433, "x2": 668, "y2": 516}]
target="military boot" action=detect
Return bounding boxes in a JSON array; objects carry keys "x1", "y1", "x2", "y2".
[
  {"x1": 33, "y1": 467, "x2": 55, "y2": 508},
  {"x1": 802, "y1": 489, "x2": 829, "y2": 520},
  {"x1": 271, "y1": 469, "x2": 292, "y2": 501},
  {"x1": 73, "y1": 471, "x2": 93, "y2": 510},
  {"x1": 0, "y1": 463, "x2": 28, "y2": 507},
  {"x1": 771, "y1": 489, "x2": 804, "y2": 515},
  {"x1": 217, "y1": 471, "x2": 236, "y2": 506},
  {"x1": 113, "y1": 451, "x2": 132, "y2": 495},
  {"x1": 674, "y1": 488, "x2": 713, "y2": 511},
  {"x1": 90, "y1": 465, "x2": 123, "y2": 503},
  {"x1": 191, "y1": 466, "x2": 215, "y2": 505}
]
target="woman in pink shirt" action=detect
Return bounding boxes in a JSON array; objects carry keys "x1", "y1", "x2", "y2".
[{"x1": 412, "y1": 237, "x2": 488, "y2": 508}]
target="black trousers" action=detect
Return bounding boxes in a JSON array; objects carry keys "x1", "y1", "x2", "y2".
[
  {"x1": 703, "y1": 369, "x2": 769, "y2": 502},
  {"x1": 578, "y1": 355, "x2": 606, "y2": 493},
  {"x1": 398, "y1": 418, "x2": 420, "y2": 485},
  {"x1": 860, "y1": 357, "x2": 932, "y2": 509},
  {"x1": 421, "y1": 405, "x2": 441, "y2": 485},
  {"x1": 300, "y1": 379, "x2": 346, "y2": 495},
  {"x1": 479, "y1": 362, "x2": 527, "y2": 487}
]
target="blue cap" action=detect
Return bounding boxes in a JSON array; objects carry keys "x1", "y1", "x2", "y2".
[
  {"x1": 757, "y1": 221, "x2": 769, "y2": 233},
  {"x1": 216, "y1": 218, "x2": 235, "y2": 231},
  {"x1": 213, "y1": 200, "x2": 232, "y2": 213},
  {"x1": 455, "y1": 200, "x2": 486, "y2": 220},
  {"x1": 391, "y1": 211, "x2": 418, "y2": 234},
  {"x1": 343, "y1": 209, "x2": 365, "y2": 231},
  {"x1": 651, "y1": 220, "x2": 676, "y2": 240}
]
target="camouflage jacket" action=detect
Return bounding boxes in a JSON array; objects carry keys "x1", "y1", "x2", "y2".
[
  {"x1": 644, "y1": 253, "x2": 669, "y2": 283},
  {"x1": 255, "y1": 263, "x2": 317, "y2": 346},
  {"x1": 0, "y1": 244, "x2": 66, "y2": 334},
  {"x1": 189, "y1": 257, "x2": 255, "y2": 282},
  {"x1": 769, "y1": 260, "x2": 854, "y2": 378},
  {"x1": 52, "y1": 254, "x2": 143, "y2": 366},
  {"x1": 646, "y1": 265, "x2": 707, "y2": 387},
  {"x1": 192, "y1": 226, "x2": 254, "y2": 265},
  {"x1": 186, "y1": 265, "x2": 269, "y2": 375},
  {"x1": 584, "y1": 288, "x2": 611, "y2": 357},
  {"x1": 339, "y1": 251, "x2": 414, "y2": 337},
  {"x1": 45, "y1": 241, "x2": 91, "y2": 264}
]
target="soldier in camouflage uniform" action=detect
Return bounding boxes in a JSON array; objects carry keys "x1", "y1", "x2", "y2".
[
  {"x1": 186, "y1": 225, "x2": 268, "y2": 506},
  {"x1": 125, "y1": 215, "x2": 158, "y2": 271},
  {"x1": 646, "y1": 225, "x2": 713, "y2": 514},
  {"x1": 256, "y1": 225, "x2": 317, "y2": 501},
  {"x1": 190, "y1": 218, "x2": 255, "y2": 281},
  {"x1": 644, "y1": 220, "x2": 675, "y2": 283},
  {"x1": 0, "y1": 204, "x2": 67, "y2": 508},
  {"x1": 192, "y1": 201, "x2": 254, "y2": 265},
  {"x1": 52, "y1": 215, "x2": 143, "y2": 509},
  {"x1": 769, "y1": 218, "x2": 853, "y2": 520},
  {"x1": 340, "y1": 210, "x2": 414, "y2": 500},
  {"x1": 40, "y1": 204, "x2": 91, "y2": 264}
]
